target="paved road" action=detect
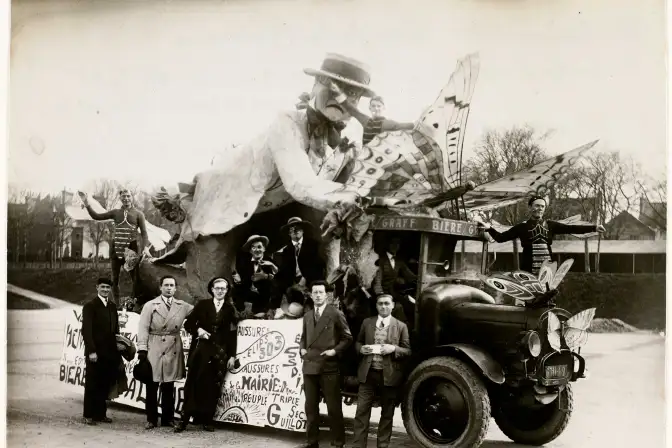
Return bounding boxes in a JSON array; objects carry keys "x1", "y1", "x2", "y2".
[{"x1": 6, "y1": 303, "x2": 666, "y2": 447}]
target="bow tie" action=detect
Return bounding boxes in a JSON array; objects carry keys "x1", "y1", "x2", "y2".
[{"x1": 306, "y1": 107, "x2": 346, "y2": 152}]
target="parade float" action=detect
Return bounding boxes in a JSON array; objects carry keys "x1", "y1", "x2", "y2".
[{"x1": 60, "y1": 53, "x2": 599, "y2": 447}]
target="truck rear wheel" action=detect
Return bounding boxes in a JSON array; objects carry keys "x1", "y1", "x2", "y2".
[
  {"x1": 401, "y1": 357, "x2": 490, "y2": 448},
  {"x1": 493, "y1": 384, "x2": 573, "y2": 445}
]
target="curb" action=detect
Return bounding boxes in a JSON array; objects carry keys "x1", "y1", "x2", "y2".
[{"x1": 7, "y1": 284, "x2": 80, "y2": 309}]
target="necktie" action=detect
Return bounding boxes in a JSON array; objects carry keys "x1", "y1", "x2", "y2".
[
  {"x1": 296, "y1": 243, "x2": 301, "y2": 256},
  {"x1": 379, "y1": 321, "x2": 384, "y2": 330},
  {"x1": 315, "y1": 308, "x2": 320, "y2": 322},
  {"x1": 215, "y1": 299, "x2": 223, "y2": 311},
  {"x1": 165, "y1": 298, "x2": 171, "y2": 309}
]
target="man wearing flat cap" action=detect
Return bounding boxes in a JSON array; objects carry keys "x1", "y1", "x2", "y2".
[
  {"x1": 152, "y1": 53, "x2": 374, "y2": 299},
  {"x1": 275, "y1": 217, "x2": 326, "y2": 308},
  {"x1": 81, "y1": 278, "x2": 122, "y2": 425},
  {"x1": 233, "y1": 235, "x2": 279, "y2": 318}
]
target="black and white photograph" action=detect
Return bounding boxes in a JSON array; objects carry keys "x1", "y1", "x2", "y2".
[{"x1": 5, "y1": 0, "x2": 668, "y2": 447}]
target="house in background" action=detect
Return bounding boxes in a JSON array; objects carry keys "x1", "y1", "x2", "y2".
[
  {"x1": 605, "y1": 211, "x2": 657, "y2": 240},
  {"x1": 638, "y1": 196, "x2": 667, "y2": 240}
]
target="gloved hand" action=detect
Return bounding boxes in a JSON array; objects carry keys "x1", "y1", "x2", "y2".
[{"x1": 138, "y1": 351, "x2": 148, "y2": 361}]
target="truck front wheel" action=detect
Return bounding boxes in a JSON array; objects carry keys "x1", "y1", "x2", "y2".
[
  {"x1": 401, "y1": 357, "x2": 491, "y2": 448},
  {"x1": 493, "y1": 384, "x2": 574, "y2": 445}
]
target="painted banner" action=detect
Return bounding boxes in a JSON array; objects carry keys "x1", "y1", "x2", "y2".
[{"x1": 59, "y1": 308, "x2": 306, "y2": 431}]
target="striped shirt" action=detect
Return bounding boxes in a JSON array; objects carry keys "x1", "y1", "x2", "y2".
[{"x1": 362, "y1": 116, "x2": 385, "y2": 145}]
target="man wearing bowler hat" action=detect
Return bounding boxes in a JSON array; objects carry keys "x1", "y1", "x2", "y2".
[
  {"x1": 81, "y1": 278, "x2": 122, "y2": 425},
  {"x1": 152, "y1": 53, "x2": 376, "y2": 295},
  {"x1": 275, "y1": 217, "x2": 326, "y2": 301}
]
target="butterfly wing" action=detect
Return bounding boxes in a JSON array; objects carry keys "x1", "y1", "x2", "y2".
[
  {"x1": 537, "y1": 260, "x2": 557, "y2": 290},
  {"x1": 511, "y1": 271, "x2": 544, "y2": 294},
  {"x1": 550, "y1": 259, "x2": 575, "y2": 289},
  {"x1": 415, "y1": 53, "x2": 480, "y2": 191},
  {"x1": 463, "y1": 141, "x2": 598, "y2": 213},
  {"x1": 562, "y1": 308, "x2": 596, "y2": 350},
  {"x1": 547, "y1": 312, "x2": 563, "y2": 352},
  {"x1": 484, "y1": 276, "x2": 536, "y2": 301}
]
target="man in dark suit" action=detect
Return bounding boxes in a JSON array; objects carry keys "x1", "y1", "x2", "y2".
[
  {"x1": 276, "y1": 217, "x2": 325, "y2": 301},
  {"x1": 352, "y1": 294, "x2": 411, "y2": 448},
  {"x1": 299, "y1": 280, "x2": 352, "y2": 448},
  {"x1": 81, "y1": 277, "x2": 121, "y2": 425},
  {"x1": 373, "y1": 237, "x2": 417, "y2": 326}
]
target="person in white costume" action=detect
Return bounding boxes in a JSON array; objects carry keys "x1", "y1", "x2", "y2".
[{"x1": 150, "y1": 53, "x2": 375, "y2": 300}]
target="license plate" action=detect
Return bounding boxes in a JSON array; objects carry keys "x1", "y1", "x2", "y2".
[{"x1": 545, "y1": 365, "x2": 569, "y2": 379}]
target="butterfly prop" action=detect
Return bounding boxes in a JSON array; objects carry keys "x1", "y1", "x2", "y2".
[
  {"x1": 546, "y1": 308, "x2": 596, "y2": 352},
  {"x1": 482, "y1": 259, "x2": 575, "y2": 302},
  {"x1": 336, "y1": 53, "x2": 596, "y2": 217}
]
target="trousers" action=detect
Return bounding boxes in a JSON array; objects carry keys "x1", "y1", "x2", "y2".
[{"x1": 145, "y1": 381, "x2": 175, "y2": 425}]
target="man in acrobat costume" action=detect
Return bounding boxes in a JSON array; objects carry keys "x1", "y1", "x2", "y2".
[
  {"x1": 80, "y1": 189, "x2": 150, "y2": 305},
  {"x1": 477, "y1": 196, "x2": 605, "y2": 275}
]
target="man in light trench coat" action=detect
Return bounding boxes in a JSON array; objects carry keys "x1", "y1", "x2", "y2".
[{"x1": 137, "y1": 275, "x2": 194, "y2": 429}]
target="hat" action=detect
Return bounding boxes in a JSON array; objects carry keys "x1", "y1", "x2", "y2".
[
  {"x1": 133, "y1": 357, "x2": 153, "y2": 384},
  {"x1": 116, "y1": 334, "x2": 137, "y2": 362},
  {"x1": 242, "y1": 235, "x2": 269, "y2": 253},
  {"x1": 280, "y1": 217, "x2": 314, "y2": 233},
  {"x1": 304, "y1": 53, "x2": 376, "y2": 98}
]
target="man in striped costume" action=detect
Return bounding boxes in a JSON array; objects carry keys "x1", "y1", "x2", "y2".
[
  {"x1": 329, "y1": 83, "x2": 415, "y2": 145},
  {"x1": 81, "y1": 189, "x2": 150, "y2": 305}
]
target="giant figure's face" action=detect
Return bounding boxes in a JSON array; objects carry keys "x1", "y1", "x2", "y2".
[{"x1": 311, "y1": 75, "x2": 363, "y2": 122}]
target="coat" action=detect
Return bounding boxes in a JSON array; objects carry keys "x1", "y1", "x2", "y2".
[
  {"x1": 355, "y1": 316, "x2": 411, "y2": 387},
  {"x1": 137, "y1": 296, "x2": 194, "y2": 383},
  {"x1": 276, "y1": 237, "x2": 325, "y2": 291},
  {"x1": 81, "y1": 297, "x2": 120, "y2": 362},
  {"x1": 163, "y1": 111, "x2": 355, "y2": 250},
  {"x1": 234, "y1": 256, "x2": 278, "y2": 313},
  {"x1": 373, "y1": 254, "x2": 417, "y2": 297},
  {"x1": 300, "y1": 304, "x2": 352, "y2": 375},
  {"x1": 182, "y1": 299, "x2": 239, "y2": 417}
]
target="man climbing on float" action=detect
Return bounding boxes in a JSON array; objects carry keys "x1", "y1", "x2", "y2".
[
  {"x1": 476, "y1": 196, "x2": 605, "y2": 275},
  {"x1": 328, "y1": 82, "x2": 415, "y2": 145},
  {"x1": 79, "y1": 189, "x2": 150, "y2": 305}
]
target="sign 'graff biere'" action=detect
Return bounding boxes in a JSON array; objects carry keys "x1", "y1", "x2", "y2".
[{"x1": 371, "y1": 215, "x2": 480, "y2": 238}]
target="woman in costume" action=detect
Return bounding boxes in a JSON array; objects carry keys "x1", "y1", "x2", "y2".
[
  {"x1": 175, "y1": 277, "x2": 238, "y2": 433},
  {"x1": 477, "y1": 196, "x2": 605, "y2": 275}
]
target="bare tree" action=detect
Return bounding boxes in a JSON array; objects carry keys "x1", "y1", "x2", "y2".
[
  {"x1": 636, "y1": 174, "x2": 667, "y2": 236},
  {"x1": 7, "y1": 187, "x2": 39, "y2": 263},
  {"x1": 562, "y1": 151, "x2": 637, "y2": 239},
  {"x1": 464, "y1": 125, "x2": 552, "y2": 225}
]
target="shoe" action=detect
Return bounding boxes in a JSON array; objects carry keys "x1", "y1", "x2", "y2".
[
  {"x1": 202, "y1": 424, "x2": 214, "y2": 432},
  {"x1": 82, "y1": 417, "x2": 96, "y2": 426},
  {"x1": 174, "y1": 422, "x2": 187, "y2": 433},
  {"x1": 145, "y1": 422, "x2": 157, "y2": 430},
  {"x1": 94, "y1": 417, "x2": 112, "y2": 423}
]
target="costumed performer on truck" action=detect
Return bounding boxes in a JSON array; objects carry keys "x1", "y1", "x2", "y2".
[{"x1": 476, "y1": 196, "x2": 605, "y2": 275}]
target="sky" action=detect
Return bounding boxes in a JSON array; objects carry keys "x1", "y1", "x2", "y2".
[{"x1": 7, "y1": 0, "x2": 668, "y2": 195}]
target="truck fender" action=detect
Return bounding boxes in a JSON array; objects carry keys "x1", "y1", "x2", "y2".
[{"x1": 437, "y1": 343, "x2": 505, "y2": 384}]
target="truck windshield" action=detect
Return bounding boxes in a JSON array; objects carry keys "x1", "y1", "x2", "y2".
[{"x1": 423, "y1": 233, "x2": 485, "y2": 286}]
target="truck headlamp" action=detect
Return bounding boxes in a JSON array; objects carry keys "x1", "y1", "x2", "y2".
[{"x1": 521, "y1": 330, "x2": 542, "y2": 358}]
